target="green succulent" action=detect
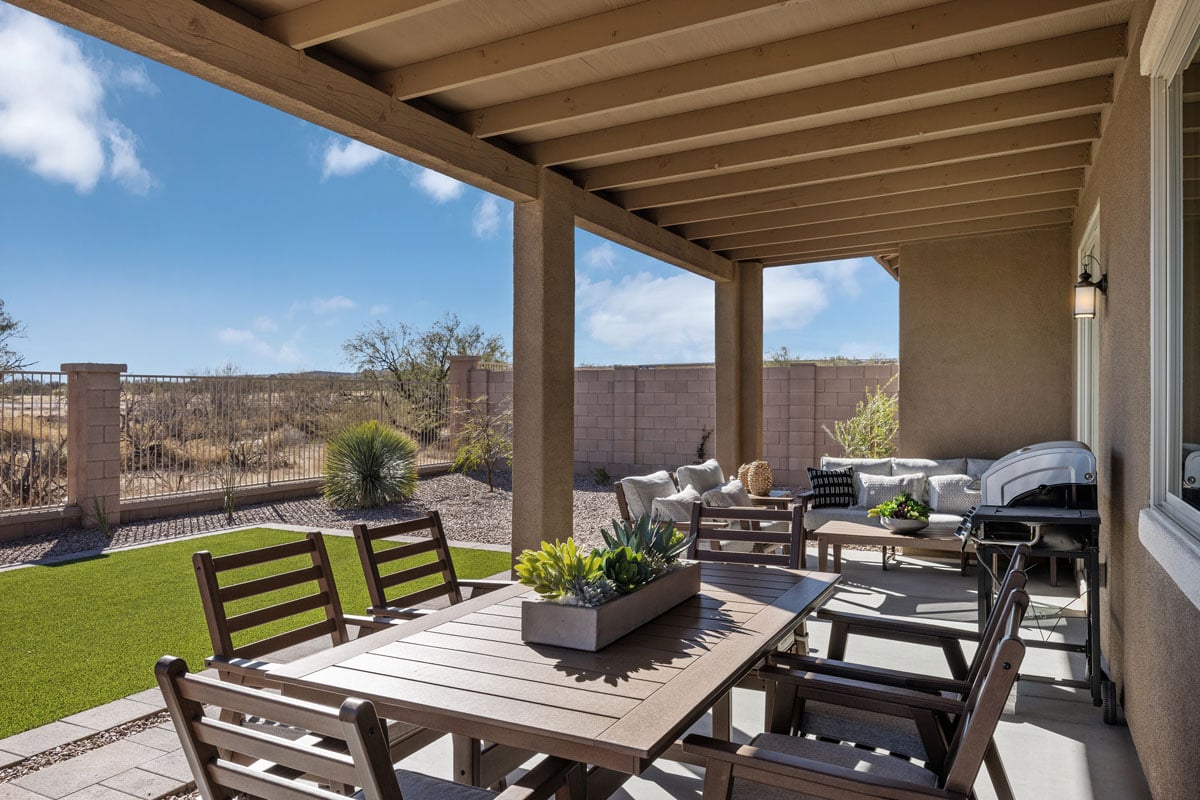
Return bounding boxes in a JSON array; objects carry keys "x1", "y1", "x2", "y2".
[
  {"x1": 565, "y1": 574, "x2": 618, "y2": 608},
  {"x1": 602, "y1": 546, "x2": 655, "y2": 593},
  {"x1": 867, "y1": 491, "x2": 931, "y2": 521},
  {"x1": 602, "y1": 514, "x2": 696, "y2": 566},
  {"x1": 515, "y1": 538, "x2": 605, "y2": 601}
]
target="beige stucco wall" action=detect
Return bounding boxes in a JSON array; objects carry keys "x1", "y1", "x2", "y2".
[
  {"x1": 897, "y1": 228, "x2": 1074, "y2": 457},
  {"x1": 1070, "y1": 2, "x2": 1200, "y2": 796}
]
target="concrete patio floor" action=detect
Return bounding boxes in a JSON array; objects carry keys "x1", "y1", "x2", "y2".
[{"x1": 0, "y1": 545, "x2": 1151, "y2": 799}]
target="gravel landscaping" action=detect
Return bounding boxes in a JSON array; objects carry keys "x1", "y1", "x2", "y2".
[{"x1": 0, "y1": 470, "x2": 622, "y2": 568}]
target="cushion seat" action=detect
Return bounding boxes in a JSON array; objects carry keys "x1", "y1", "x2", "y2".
[{"x1": 353, "y1": 769, "x2": 497, "y2": 800}]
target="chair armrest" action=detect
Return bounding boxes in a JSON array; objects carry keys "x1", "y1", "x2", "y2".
[
  {"x1": 459, "y1": 579, "x2": 513, "y2": 595},
  {"x1": 495, "y1": 756, "x2": 581, "y2": 800},
  {"x1": 769, "y1": 653, "x2": 970, "y2": 696},
  {"x1": 818, "y1": 608, "x2": 982, "y2": 643},
  {"x1": 793, "y1": 489, "x2": 816, "y2": 510},
  {"x1": 760, "y1": 666, "x2": 966, "y2": 715},
  {"x1": 344, "y1": 614, "x2": 407, "y2": 634},
  {"x1": 369, "y1": 605, "x2": 435, "y2": 620},
  {"x1": 681, "y1": 735, "x2": 956, "y2": 800},
  {"x1": 204, "y1": 655, "x2": 279, "y2": 685}
]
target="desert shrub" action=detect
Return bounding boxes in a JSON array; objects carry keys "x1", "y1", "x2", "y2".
[
  {"x1": 451, "y1": 396, "x2": 512, "y2": 491},
  {"x1": 324, "y1": 420, "x2": 418, "y2": 509},
  {"x1": 823, "y1": 375, "x2": 899, "y2": 458}
]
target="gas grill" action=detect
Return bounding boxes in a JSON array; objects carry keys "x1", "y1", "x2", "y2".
[{"x1": 957, "y1": 441, "x2": 1114, "y2": 721}]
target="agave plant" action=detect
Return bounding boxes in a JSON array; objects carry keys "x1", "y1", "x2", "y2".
[
  {"x1": 516, "y1": 538, "x2": 609, "y2": 603},
  {"x1": 602, "y1": 546, "x2": 655, "y2": 593},
  {"x1": 322, "y1": 420, "x2": 418, "y2": 509},
  {"x1": 602, "y1": 514, "x2": 695, "y2": 566}
]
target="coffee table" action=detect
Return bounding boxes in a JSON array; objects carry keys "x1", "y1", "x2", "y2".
[{"x1": 814, "y1": 520, "x2": 972, "y2": 573}]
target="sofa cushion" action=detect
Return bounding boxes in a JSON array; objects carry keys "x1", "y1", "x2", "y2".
[
  {"x1": 929, "y1": 474, "x2": 980, "y2": 515},
  {"x1": 893, "y1": 457, "x2": 967, "y2": 478},
  {"x1": 651, "y1": 485, "x2": 701, "y2": 523},
  {"x1": 619, "y1": 471, "x2": 677, "y2": 520},
  {"x1": 804, "y1": 507, "x2": 964, "y2": 533},
  {"x1": 702, "y1": 479, "x2": 753, "y2": 508},
  {"x1": 807, "y1": 467, "x2": 855, "y2": 508},
  {"x1": 675, "y1": 459, "x2": 725, "y2": 494},
  {"x1": 968, "y1": 458, "x2": 997, "y2": 479},
  {"x1": 854, "y1": 472, "x2": 927, "y2": 510},
  {"x1": 820, "y1": 456, "x2": 892, "y2": 476}
]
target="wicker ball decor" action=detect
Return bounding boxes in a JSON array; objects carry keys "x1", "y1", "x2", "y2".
[
  {"x1": 745, "y1": 460, "x2": 773, "y2": 495},
  {"x1": 737, "y1": 463, "x2": 751, "y2": 487}
]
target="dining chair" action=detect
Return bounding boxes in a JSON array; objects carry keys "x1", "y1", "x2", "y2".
[
  {"x1": 155, "y1": 655, "x2": 578, "y2": 800},
  {"x1": 683, "y1": 596, "x2": 1028, "y2": 800},
  {"x1": 686, "y1": 501, "x2": 806, "y2": 569},
  {"x1": 352, "y1": 512, "x2": 510, "y2": 619},
  {"x1": 192, "y1": 531, "x2": 441, "y2": 760}
]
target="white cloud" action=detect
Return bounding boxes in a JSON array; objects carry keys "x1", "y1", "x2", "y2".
[
  {"x1": 289, "y1": 296, "x2": 356, "y2": 317},
  {"x1": 472, "y1": 195, "x2": 502, "y2": 238},
  {"x1": 577, "y1": 271, "x2": 715, "y2": 362},
  {"x1": 216, "y1": 327, "x2": 302, "y2": 364},
  {"x1": 0, "y1": 7, "x2": 154, "y2": 194},
  {"x1": 581, "y1": 242, "x2": 620, "y2": 271},
  {"x1": 321, "y1": 138, "x2": 385, "y2": 179},
  {"x1": 368, "y1": 304, "x2": 390, "y2": 316},
  {"x1": 412, "y1": 167, "x2": 464, "y2": 203},
  {"x1": 112, "y1": 63, "x2": 157, "y2": 95},
  {"x1": 217, "y1": 328, "x2": 256, "y2": 346},
  {"x1": 252, "y1": 315, "x2": 278, "y2": 333}
]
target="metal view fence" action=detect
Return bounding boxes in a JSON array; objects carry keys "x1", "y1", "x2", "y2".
[
  {"x1": 0, "y1": 371, "x2": 69, "y2": 512},
  {"x1": 119, "y1": 374, "x2": 452, "y2": 501}
]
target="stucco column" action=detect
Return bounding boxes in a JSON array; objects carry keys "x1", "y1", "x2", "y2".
[
  {"x1": 512, "y1": 171, "x2": 575, "y2": 559},
  {"x1": 447, "y1": 354, "x2": 481, "y2": 446},
  {"x1": 63, "y1": 363, "x2": 126, "y2": 528},
  {"x1": 714, "y1": 263, "x2": 764, "y2": 474}
]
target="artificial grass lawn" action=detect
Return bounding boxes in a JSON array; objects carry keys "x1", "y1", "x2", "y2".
[{"x1": 0, "y1": 528, "x2": 512, "y2": 739}]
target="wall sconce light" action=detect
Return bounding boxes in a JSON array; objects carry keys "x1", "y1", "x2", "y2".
[{"x1": 1074, "y1": 255, "x2": 1108, "y2": 319}]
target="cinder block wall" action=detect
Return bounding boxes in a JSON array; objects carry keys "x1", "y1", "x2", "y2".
[{"x1": 475, "y1": 362, "x2": 898, "y2": 487}]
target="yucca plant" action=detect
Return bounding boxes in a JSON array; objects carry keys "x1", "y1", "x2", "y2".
[{"x1": 323, "y1": 420, "x2": 418, "y2": 509}]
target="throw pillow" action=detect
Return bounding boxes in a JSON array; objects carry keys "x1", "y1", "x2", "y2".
[
  {"x1": 702, "y1": 479, "x2": 753, "y2": 508},
  {"x1": 675, "y1": 459, "x2": 725, "y2": 494},
  {"x1": 806, "y1": 466, "x2": 855, "y2": 508},
  {"x1": 619, "y1": 471, "x2": 677, "y2": 520},
  {"x1": 650, "y1": 485, "x2": 701, "y2": 523},
  {"x1": 854, "y1": 472, "x2": 927, "y2": 510},
  {"x1": 820, "y1": 456, "x2": 893, "y2": 476},
  {"x1": 893, "y1": 457, "x2": 967, "y2": 478},
  {"x1": 929, "y1": 474, "x2": 981, "y2": 515}
]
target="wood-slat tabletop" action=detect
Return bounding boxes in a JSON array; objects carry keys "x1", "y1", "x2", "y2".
[{"x1": 271, "y1": 562, "x2": 840, "y2": 775}]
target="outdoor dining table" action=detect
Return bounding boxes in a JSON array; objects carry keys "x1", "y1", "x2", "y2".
[{"x1": 270, "y1": 561, "x2": 841, "y2": 798}]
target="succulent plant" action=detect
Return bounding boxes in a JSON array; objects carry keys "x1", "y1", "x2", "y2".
[
  {"x1": 867, "y1": 491, "x2": 931, "y2": 522},
  {"x1": 602, "y1": 514, "x2": 695, "y2": 566},
  {"x1": 602, "y1": 546, "x2": 655, "y2": 593},
  {"x1": 565, "y1": 574, "x2": 618, "y2": 608},
  {"x1": 515, "y1": 538, "x2": 605, "y2": 601}
]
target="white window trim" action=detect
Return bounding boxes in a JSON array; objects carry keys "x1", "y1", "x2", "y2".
[{"x1": 1142, "y1": 0, "x2": 1200, "y2": 608}]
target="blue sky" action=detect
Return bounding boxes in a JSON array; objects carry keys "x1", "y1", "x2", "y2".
[{"x1": 0, "y1": 4, "x2": 897, "y2": 375}]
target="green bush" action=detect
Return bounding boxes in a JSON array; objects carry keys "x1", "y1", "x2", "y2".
[
  {"x1": 323, "y1": 420, "x2": 418, "y2": 508},
  {"x1": 823, "y1": 375, "x2": 899, "y2": 458},
  {"x1": 451, "y1": 396, "x2": 512, "y2": 491}
]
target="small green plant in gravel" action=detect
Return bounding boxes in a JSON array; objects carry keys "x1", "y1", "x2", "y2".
[
  {"x1": 323, "y1": 420, "x2": 418, "y2": 509},
  {"x1": 451, "y1": 396, "x2": 512, "y2": 492},
  {"x1": 590, "y1": 465, "x2": 612, "y2": 486}
]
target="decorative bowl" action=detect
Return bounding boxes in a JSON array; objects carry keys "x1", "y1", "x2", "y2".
[{"x1": 881, "y1": 517, "x2": 929, "y2": 534}]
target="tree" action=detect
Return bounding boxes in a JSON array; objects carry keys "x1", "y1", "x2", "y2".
[
  {"x1": 0, "y1": 299, "x2": 31, "y2": 372},
  {"x1": 451, "y1": 396, "x2": 512, "y2": 491},
  {"x1": 342, "y1": 312, "x2": 507, "y2": 389},
  {"x1": 823, "y1": 375, "x2": 899, "y2": 458}
]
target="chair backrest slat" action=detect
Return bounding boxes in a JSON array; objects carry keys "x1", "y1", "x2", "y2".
[
  {"x1": 157, "y1": 657, "x2": 405, "y2": 800},
  {"x1": 941, "y1": 592, "x2": 1029, "y2": 794},
  {"x1": 687, "y1": 501, "x2": 805, "y2": 570},
  {"x1": 193, "y1": 531, "x2": 350, "y2": 662},
  {"x1": 353, "y1": 512, "x2": 463, "y2": 613}
]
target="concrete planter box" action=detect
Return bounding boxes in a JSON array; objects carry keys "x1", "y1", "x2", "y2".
[{"x1": 521, "y1": 561, "x2": 701, "y2": 651}]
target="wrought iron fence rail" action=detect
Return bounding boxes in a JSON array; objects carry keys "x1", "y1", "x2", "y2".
[{"x1": 0, "y1": 371, "x2": 69, "y2": 513}]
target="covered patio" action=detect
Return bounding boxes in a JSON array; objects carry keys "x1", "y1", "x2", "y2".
[{"x1": 6, "y1": 0, "x2": 1197, "y2": 797}]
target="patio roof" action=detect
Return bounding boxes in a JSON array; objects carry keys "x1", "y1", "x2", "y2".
[{"x1": 18, "y1": 0, "x2": 1130, "y2": 278}]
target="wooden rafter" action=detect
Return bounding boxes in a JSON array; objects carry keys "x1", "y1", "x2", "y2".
[
  {"x1": 580, "y1": 78, "x2": 1111, "y2": 191},
  {"x1": 762, "y1": 247, "x2": 903, "y2": 267},
  {"x1": 617, "y1": 115, "x2": 1100, "y2": 210},
  {"x1": 675, "y1": 169, "x2": 1086, "y2": 240},
  {"x1": 374, "y1": 0, "x2": 790, "y2": 100},
  {"x1": 263, "y1": 1, "x2": 459, "y2": 50},
  {"x1": 526, "y1": 26, "x2": 1125, "y2": 166},
  {"x1": 463, "y1": 0, "x2": 1120, "y2": 138}
]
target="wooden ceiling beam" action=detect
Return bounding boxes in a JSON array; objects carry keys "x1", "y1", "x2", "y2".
[
  {"x1": 762, "y1": 248, "x2": 900, "y2": 267},
  {"x1": 580, "y1": 77, "x2": 1111, "y2": 191},
  {"x1": 676, "y1": 169, "x2": 1085, "y2": 239},
  {"x1": 617, "y1": 114, "x2": 1099, "y2": 210},
  {"x1": 527, "y1": 26, "x2": 1123, "y2": 166},
  {"x1": 465, "y1": 0, "x2": 1122, "y2": 139},
  {"x1": 262, "y1": 0, "x2": 457, "y2": 50},
  {"x1": 704, "y1": 191, "x2": 1079, "y2": 251},
  {"x1": 375, "y1": 0, "x2": 789, "y2": 100},
  {"x1": 722, "y1": 210, "x2": 1073, "y2": 261},
  {"x1": 652, "y1": 144, "x2": 1091, "y2": 226}
]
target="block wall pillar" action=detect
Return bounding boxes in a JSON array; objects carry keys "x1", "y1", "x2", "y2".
[
  {"x1": 63, "y1": 362, "x2": 126, "y2": 528},
  {"x1": 447, "y1": 355, "x2": 481, "y2": 446}
]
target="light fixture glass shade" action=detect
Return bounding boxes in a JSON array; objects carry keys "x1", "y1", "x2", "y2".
[{"x1": 1074, "y1": 281, "x2": 1098, "y2": 318}]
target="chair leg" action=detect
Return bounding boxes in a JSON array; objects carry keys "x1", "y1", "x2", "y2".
[
  {"x1": 984, "y1": 738, "x2": 1017, "y2": 800},
  {"x1": 703, "y1": 760, "x2": 736, "y2": 800},
  {"x1": 711, "y1": 691, "x2": 733, "y2": 740}
]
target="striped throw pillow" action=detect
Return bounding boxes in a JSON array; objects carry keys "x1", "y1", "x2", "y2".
[{"x1": 807, "y1": 466, "x2": 855, "y2": 508}]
